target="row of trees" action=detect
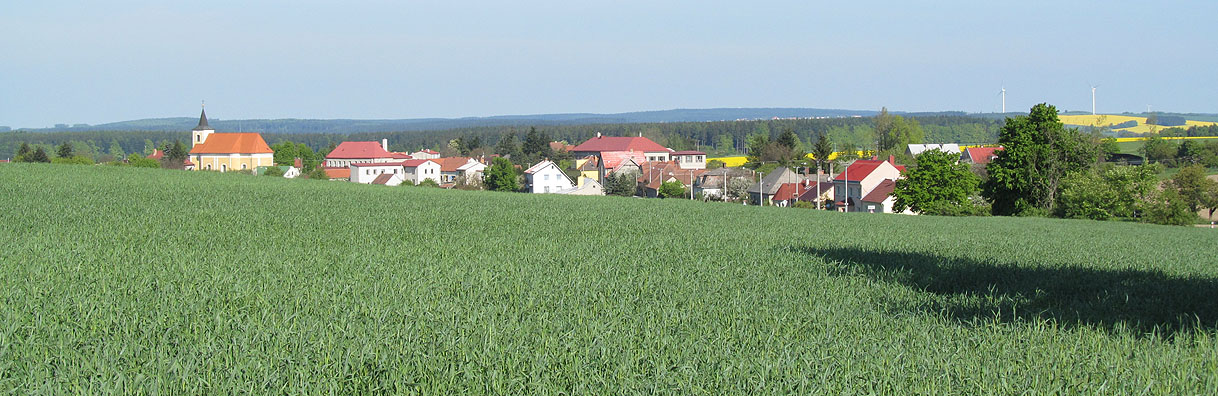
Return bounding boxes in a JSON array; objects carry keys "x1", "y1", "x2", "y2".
[
  {"x1": 1140, "y1": 134, "x2": 1218, "y2": 168},
  {"x1": 890, "y1": 103, "x2": 1215, "y2": 225}
]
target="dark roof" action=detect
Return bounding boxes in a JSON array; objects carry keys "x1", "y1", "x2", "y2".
[
  {"x1": 371, "y1": 174, "x2": 395, "y2": 185},
  {"x1": 193, "y1": 108, "x2": 211, "y2": 131},
  {"x1": 861, "y1": 179, "x2": 897, "y2": 203}
]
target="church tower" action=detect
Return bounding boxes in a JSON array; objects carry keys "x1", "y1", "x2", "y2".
[{"x1": 191, "y1": 104, "x2": 214, "y2": 148}]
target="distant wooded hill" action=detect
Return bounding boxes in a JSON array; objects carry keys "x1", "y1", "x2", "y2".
[{"x1": 11, "y1": 108, "x2": 883, "y2": 134}]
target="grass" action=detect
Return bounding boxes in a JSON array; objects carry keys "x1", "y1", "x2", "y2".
[{"x1": 1, "y1": 163, "x2": 1217, "y2": 394}]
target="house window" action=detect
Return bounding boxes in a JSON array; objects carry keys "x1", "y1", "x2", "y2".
[
  {"x1": 543, "y1": 174, "x2": 549, "y2": 181},
  {"x1": 544, "y1": 186, "x2": 550, "y2": 193},
  {"x1": 241, "y1": 164, "x2": 247, "y2": 170}
]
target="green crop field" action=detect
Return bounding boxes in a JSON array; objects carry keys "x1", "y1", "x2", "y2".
[{"x1": 2, "y1": 163, "x2": 1216, "y2": 394}]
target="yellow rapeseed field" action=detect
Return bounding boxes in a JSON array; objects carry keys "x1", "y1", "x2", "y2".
[{"x1": 1059, "y1": 114, "x2": 1217, "y2": 134}]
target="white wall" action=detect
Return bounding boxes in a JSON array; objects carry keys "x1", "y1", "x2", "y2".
[{"x1": 527, "y1": 164, "x2": 574, "y2": 193}]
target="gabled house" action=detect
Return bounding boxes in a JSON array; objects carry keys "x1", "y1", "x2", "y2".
[
  {"x1": 524, "y1": 160, "x2": 575, "y2": 193},
  {"x1": 797, "y1": 181, "x2": 836, "y2": 208},
  {"x1": 434, "y1": 157, "x2": 487, "y2": 184},
  {"x1": 187, "y1": 108, "x2": 273, "y2": 172},
  {"x1": 562, "y1": 177, "x2": 604, "y2": 196},
  {"x1": 638, "y1": 161, "x2": 704, "y2": 198},
  {"x1": 907, "y1": 144, "x2": 961, "y2": 157},
  {"x1": 325, "y1": 139, "x2": 398, "y2": 168},
  {"x1": 960, "y1": 146, "x2": 1003, "y2": 165},
  {"x1": 832, "y1": 156, "x2": 906, "y2": 212},
  {"x1": 672, "y1": 150, "x2": 707, "y2": 170},
  {"x1": 571, "y1": 133, "x2": 672, "y2": 183},
  {"x1": 402, "y1": 159, "x2": 441, "y2": 185},
  {"x1": 747, "y1": 167, "x2": 807, "y2": 205},
  {"x1": 771, "y1": 182, "x2": 810, "y2": 207},
  {"x1": 411, "y1": 148, "x2": 440, "y2": 158},
  {"x1": 694, "y1": 167, "x2": 753, "y2": 200},
  {"x1": 576, "y1": 155, "x2": 641, "y2": 187},
  {"x1": 350, "y1": 162, "x2": 407, "y2": 185},
  {"x1": 858, "y1": 179, "x2": 913, "y2": 214}
]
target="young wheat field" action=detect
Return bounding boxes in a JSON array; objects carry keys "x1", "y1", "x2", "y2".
[{"x1": 1, "y1": 163, "x2": 1216, "y2": 394}]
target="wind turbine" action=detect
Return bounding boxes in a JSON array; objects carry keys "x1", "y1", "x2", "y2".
[
  {"x1": 999, "y1": 86, "x2": 1006, "y2": 113},
  {"x1": 1089, "y1": 84, "x2": 1099, "y2": 115}
]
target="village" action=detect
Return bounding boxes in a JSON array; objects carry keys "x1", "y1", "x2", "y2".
[{"x1": 173, "y1": 107, "x2": 1012, "y2": 214}]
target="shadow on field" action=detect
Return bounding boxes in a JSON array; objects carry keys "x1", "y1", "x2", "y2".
[{"x1": 789, "y1": 246, "x2": 1218, "y2": 336}]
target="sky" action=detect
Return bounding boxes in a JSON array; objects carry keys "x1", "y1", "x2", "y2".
[{"x1": 2, "y1": 0, "x2": 1216, "y2": 128}]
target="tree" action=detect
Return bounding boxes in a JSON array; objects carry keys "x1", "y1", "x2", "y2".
[
  {"x1": 495, "y1": 133, "x2": 521, "y2": 161},
  {"x1": 1140, "y1": 133, "x2": 1177, "y2": 165},
  {"x1": 1201, "y1": 178, "x2": 1218, "y2": 220},
  {"x1": 56, "y1": 142, "x2": 73, "y2": 158},
  {"x1": 109, "y1": 139, "x2": 125, "y2": 159},
  {"x1": 484, "y1": 157, "x2": 519, "y2": 192},
  {"x1": 16, "y1": 142, "x2": 31, "y2": 161},
  {"x1": 776, "y1": 128, "x2": 801, "y2": 152},
  {"x1": 810, "y1": 133, "x2": 834, "y2": 174},
  {"x1": 28, "y1": 147, "x2": 50, "y2": 163},
  {"x1": 983, "y1": 103, "x2": 1102, "y2": 216},
  {"x1": 716, "y1": 134, "x2": 734, "y2": 154},
  {"x1": 726, "y1": 177, "x2": 752, "y2": 202},
  {"x1": 1171, "y1": 164, "x2": 1209, "y2": 212},
  {"x1": 1099, "y1": 137, "x2": 1120, "y2": 157},
  {"x1": 522, "y1": 127, "x2": 553, "y2": 160},
  {"x1": 271, "y1": 140, "x2": 300, "y2": 166},
  {"x1": 658, "y1": 180, "x2": 686, "y2": 198},
  {"x1": 604, "y1": 172, "x2": 638, "y2": 197},
  {"x1": 126, "y1": 153, "x2": 160, "y2": 168},
  {"x1": 161, "y1": 141, "x2": 188, "y2": 170},
  {"x1": 1144, "y1": 187, "x2": 1198, "y2": 226},
  {"x1": 874, "y1": 107, "x2": 925, "y2": 152},
  {"x1": 892, "y1": 149, "x2": 980, "y2": 215}
]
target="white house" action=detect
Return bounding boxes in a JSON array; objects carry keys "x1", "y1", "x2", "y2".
[
  {"x1": 402, "y1": 159, "x2": 442, "y2": 185},
  {"x1": 410, "y1": 149, "x2": 441, "y2": 160},
  {"x1": 524, "y1": 160, "x2": 575, "y2": 193},
  {"x1": 350, "y1": 162, "x2": 407, "y2": 184},
  {"x1": 832, "y1": 156, "x2": 906, "y2": 212},
  {"x1": 672, "y1": 150, "x2": 707, "y2": 170}
]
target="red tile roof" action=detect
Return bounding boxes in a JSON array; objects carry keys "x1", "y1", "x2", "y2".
[
  {"x1": 391, "y1": 152, "x2": 413, "y2": 159},
  {"x1": 833, "y1": 160, "x2": 906, "y2": 182},
  {"x1": 189, "y1": 133, "x2": 274, "y2": 154},
  {"x1": 434, "y1": 157, "x2": 473, "y2": 172},
  {"x1": 402, "y1": 159, "x2": 435, "y2": 167},
  {"x1": 571, "y1": 136, "x2": 668, "y2": 153},
  {"x1": 323, "y1": 168, "x2": 350, "y2": 179},
  {"x1": 326, "y1": 141, "x2": 393, "y2": 159},
  {"x1": 549, "y1": 141, "x2": 573, "y2": 152},
  {"x1": 350, "y1": 161, "x2": 406, "y2": 167},
  {"x1": 773, "y1": 182, "x2": 808, "y2": 201},
  {"x1": 147, "y1": 149, "x2": 164, "y2": 159},
  {"x1": 419, "y1": 149, "x2": 439, "y2": 154},
  {"x1": 964, "y1": 147, "x2": 1003, "y2": 164},
  {"x1": 861, "y1": 179, "x2": 897, "y2": 203}
]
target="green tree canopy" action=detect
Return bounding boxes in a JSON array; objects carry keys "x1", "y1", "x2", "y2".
[
  {"x1": 983, "y1": 103, "x2": 1101, "y2": 216},
  {"x1": 28, "y1": 147, "x2": 50, "y2": 163},
  {"x1": 1171, "y1": 164, "x2": 1209, "y2": 212},
  {"x1": 604, "y1": 171, "x2": 638, "y2": 197},
  {"x1": 892, "y1": 149, "x2": 980, "y2": 215},
  {"x1": 658, "y1": 180, "x2": 687, "y2": 199},
  {"x1": 484, "y1": 157, "x2": 519, "y2": 192},
  {"x1": 56, "y1": 142, "x2": 73, "y2": 158}
]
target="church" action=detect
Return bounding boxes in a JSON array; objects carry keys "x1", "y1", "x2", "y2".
[{"x1": 187, "y1": 106, "x2": 274, "y2": 172}]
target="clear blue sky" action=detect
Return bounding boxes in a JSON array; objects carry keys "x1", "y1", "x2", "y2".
[{"x1": 2, "y1": 0, "x2": 1216, "y2": 128}]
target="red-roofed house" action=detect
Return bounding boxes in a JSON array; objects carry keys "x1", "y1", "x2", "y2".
[
  {"x1": 434, "y1": 157, "x2": 488, "y2": 184},
  {"x1": 325, "y1": 139, "x2": 397, "y2": 167},
  {"x1": 186, "y1": 107, "x2": 273, "y2": 172},
  {"x1": 572, "y1": 133, "x2": 672, "y2": 183},
  {"x1": 832, "y1": 156, "x2": 906, "y2": 212},
  {"x1": 858, "y1": 179, "x2": 912, "y2": 214},
  {"x1": 350, "y1": 161, "x2": 408, "y2": 185},
  {"x1": 401, "y1": 159, "x2": 441, "y2": 185},
  {"x1": 410, "y1": 149, "x2": 441, "y2": 160},
  {"x1": 960, "y1": 146, "x2": 1004, "y2": 165},
  {"x1": 638, "y1": 161, "x2": 704, "y2": 198}
]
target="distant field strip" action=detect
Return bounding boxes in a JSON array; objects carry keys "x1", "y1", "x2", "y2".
[{"x1": 1061, "y1": 114, "x2": 1217, "y2": 134}]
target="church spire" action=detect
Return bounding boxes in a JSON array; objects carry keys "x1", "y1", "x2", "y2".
[{"x1": 193, "y1": 102, "x2": 211, "y2": 131}]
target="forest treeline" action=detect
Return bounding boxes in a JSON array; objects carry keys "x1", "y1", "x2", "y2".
[{"x1": 0, "y1": 115, "x2": 1006, "y2": 161}]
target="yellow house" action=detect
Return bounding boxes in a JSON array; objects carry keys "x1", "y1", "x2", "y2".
[{"x1": 187, "y1": 107, "x2": 274, "y2": 172}]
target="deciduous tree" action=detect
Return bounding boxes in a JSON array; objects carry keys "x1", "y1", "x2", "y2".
[
  {"x1": 983, "y1": 103, "x2": 1102, "y2": 216},
  {"x1": 892, "y1": 149, "x2": 979, "y2": 215},
  {"x1": 484, "y1": 157, "x2": 519, "y2": 192}
]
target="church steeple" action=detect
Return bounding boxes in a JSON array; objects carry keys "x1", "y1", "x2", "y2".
[{"x1": 191, "y1": 102, "x2": 214, "y2": 147}]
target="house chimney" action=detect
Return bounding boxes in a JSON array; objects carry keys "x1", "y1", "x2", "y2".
[
  {"x1": 382, "y1": 139, "x2": 388, "y2": 152},
  {"x1": 294, "y1": 157, "x2": 302, "y2": 168},
  {"x1": 888, "y1": 155, "x2": 895, "y2": 164},
  {"x1": 638, "y1": 132, "x2": 642, "y2": 137},
  {"x1": 597, "y1": 132, "x2": 602, "y2": 138}
]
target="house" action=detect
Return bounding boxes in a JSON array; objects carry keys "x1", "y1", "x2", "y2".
[
  {"x1": 832, "y1": 156, "x2": 906, "y2": 212},
  {"x1": 771, "y1": 182, "x2": 811, "y2": 207},
  {"x1": 549, "y1": 141, "x2": 574, "y2": 153},
  {"x1": 148, "y1": 148, "x2": 196, "y2": 170},
  {"x1": 254, "y1": 165, "x2": 301, "y2": 178},
  {"x1": 694, "y1": 167, "x2": 752, "y2": 200},
  {"x1": 797, "y1": 181, "x2": 836, "y2": 208},
  {"x1": 858, "y1": 179, "x2": 914, "y2": 214},
  {"x1": 410, "y1": 149, "x2": 441, "y2": 160},
  {"x1": 562, "y1": 177, "x2": 604, "y2": 196},
  {"x1": 638, "y1": 161, "x2": 704, "y2": 198},
  {"x1": 672, "y1": 150, "x2": 707, "y2": 170},
  {"x1": 747, "y1": 167, "x2": 807, "y2": 205},
  {"x1": 187, "y1": 107, "x2": 273, "y2": 172},
  {"x1": 960, "y1": 146, "x2": 1004, "y2": 165},
  {"x1": 350, "y1": 162, "x2": 407, "y2": 185},
  {"x1": 907, "y1": 144, "x2": 961, "y2": 157},
  {"x1": 524, "y1": 160, "x2": 575, "y2": 193},
  {"x1": 571, "y1": 133, "x2": 672, "y2": 182},
  {"x1": 434, "y1": 157, "x2": 487, "y2": 184},
  {"x1": 402, "y1": 159, "x2": 442, "y2": 185},
  {"x1": 325, "y1": 139, "x2": 402, "y2": 167},
  {"x1": 576, "y1": 155, "x2": 641, "y2": 187}
]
